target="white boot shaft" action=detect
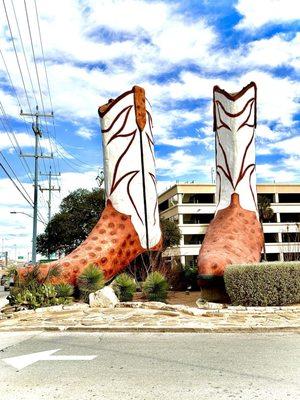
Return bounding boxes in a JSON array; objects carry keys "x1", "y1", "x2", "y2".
[
  {"x1": 99, "y1": 86, "x2": 161, "y2": 249},
  {"x1": 214, "y1": 82, "x2": 258, "y2": 215}
]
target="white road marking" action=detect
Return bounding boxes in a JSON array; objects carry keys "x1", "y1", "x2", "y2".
[{"x1": 2, "y1": 349, "x2": 97, "y2": 370}]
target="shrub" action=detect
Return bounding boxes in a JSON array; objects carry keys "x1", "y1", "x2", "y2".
[
  {"x1": 224, "y1": 261, "x2": 300, "y2": 306},
  {"x1": 77, "y1": 264, "x2": 105, "y2": 301},
  {"x1": 55, "y1": 283, "x2": 74, "y2": 299},
  {"x1": 142, "y1": 272, "x2": 169, "y2": 302},
  {"x1": 7, "y1": 283, "x2": 72, "y2": 309},
  {"x1": 182, "y1": 264, "x2": 198, "y2": 290},
  {"x1": 152, "y1": 259, "x2": 184, "y2": 291},
  {"x1": 113, "y1": 273, "x2": 136, "y2": 301},
  {"x1": 7, "y1": 264, "x2": 73, "y2": 310}
]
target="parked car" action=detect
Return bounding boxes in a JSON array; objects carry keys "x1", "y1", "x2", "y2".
[
  {"x1": 1, "y1": 274, "x2": 8, "y2": 291},
  {"x1": 0, "y1": 274, "x2": 7, "y2": 286}
]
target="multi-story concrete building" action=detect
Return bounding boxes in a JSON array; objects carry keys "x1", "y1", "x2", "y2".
[{"x1": 158, "y1": 183, "x2": 300, "y2": 266}]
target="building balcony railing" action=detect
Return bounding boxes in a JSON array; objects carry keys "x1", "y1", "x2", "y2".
[{"x1": 163, "y1": 242, "x2": 300, "y2": 257}]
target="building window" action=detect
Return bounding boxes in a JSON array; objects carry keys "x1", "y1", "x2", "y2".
[
  {"x1": 257, "y1": 193, "x2": 275, "y2": 203},
  {"x1": 282, "y1": 232, "x2": 300, "y2": 243},
  {"x1": 184, "y1": 234, "x2": 205, "y2": 245},
  {"x1": 280, "y1": 213, "x2": 300, "y2": 223},
  {"x1": 264, "y1": 233, "x2": 278, "y2": 243},
  {"x1": 266, "y1": 253, "x2": 280, "y2": 261},
  {"x1": 278, "y1": 193, "x2": 300, "y2": 203},
  {"x1": 183, "y1": 214, "x2": 214, "y2": 224},
  {"x1": 159, "y1": 200, "x2": 169, "y2": 212},
  {"x1": 182, "y1": 193, "x2": 214, "y2": 204},
  {"x1": 284, "y1": 253, "x2": 300, "y2": 261}
]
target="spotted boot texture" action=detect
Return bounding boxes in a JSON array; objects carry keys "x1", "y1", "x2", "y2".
[
  {"x1": 198, "y1": 82, "x2": 264, "y2": 284},
  {"x1": 23, "y1": 86, "x2": 162, "y2": 285}
]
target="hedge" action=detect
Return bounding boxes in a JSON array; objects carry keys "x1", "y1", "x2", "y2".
[{"x1": 224, "y1": 261, "x2": 300, "y2": 306}]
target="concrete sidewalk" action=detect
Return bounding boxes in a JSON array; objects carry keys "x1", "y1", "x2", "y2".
[{"x1": 1, "y1": 301, "x2": 299, "y2": 333}]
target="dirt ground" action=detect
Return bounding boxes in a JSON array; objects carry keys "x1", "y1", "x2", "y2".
[{"x1": 133, "y1": 291, "x2": 202, "y2": 307}]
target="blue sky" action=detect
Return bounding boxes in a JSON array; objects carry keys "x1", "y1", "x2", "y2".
[{"x1": 0, "y1": 0, "x2": 299, "y2": 258}]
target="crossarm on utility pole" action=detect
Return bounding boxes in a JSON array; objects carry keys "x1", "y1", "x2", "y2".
[{"x1": 40, "y1": 166, "x2": 61, "y2": 224}]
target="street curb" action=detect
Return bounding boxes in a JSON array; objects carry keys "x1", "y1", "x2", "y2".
[{"x1": 0, "y1": 325, "x2": 299, "y2": 334}]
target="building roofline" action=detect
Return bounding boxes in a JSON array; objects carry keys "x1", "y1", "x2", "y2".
[{"x1": 158, "y1": 182, "x2": 300, "y2": 201}]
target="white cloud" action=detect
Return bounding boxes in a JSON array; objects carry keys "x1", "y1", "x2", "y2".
[
  {"x1": 151, "y1": 70, "x2": 300, "y2": 128},
  {"x1": 269, "y1": 135, "x2": 300, "y2": 156},
  {"x1": 76, "y1": 127, "x2": 94, "y2": 140},
  {"x1": 0, "y1": 131, "x2": 72, "y2": 159},
  {"x1": 161, "y1": 136, "x2": 201, "y2": 147},
  {"x1": 156, "y1": 149, "x2": 213, "y2": 179},
  {"x1": 257, "y1": 162, "x2": 299, "y2": 183},
  {"x1": 241, "y1": 33, "x2": 300, "y2": 70},
  {"x1": 152, "y1": 107, "x2": 203, "y2": 145},
  {"x1": 256, "y1": 124, "x2": 281, "y2": 141},
  {"x1": 235, "y1": 0, "x2": 300, "y2": 30}
]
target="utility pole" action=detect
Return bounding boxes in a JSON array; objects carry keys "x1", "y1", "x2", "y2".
[
  {"x1": 21, "y1": 106, "x2": 53, "y2": 265},
  {"x1": 40, "y1": 166, "x2": 60, "y2": 224}
]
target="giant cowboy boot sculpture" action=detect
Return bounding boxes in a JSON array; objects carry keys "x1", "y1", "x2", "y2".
[
  {"x1": 198, "y1": 82, "x2": 264, "y2": 301},
  {"x1": 34, "y1": 86, "x2": 162, "y2": 285}
]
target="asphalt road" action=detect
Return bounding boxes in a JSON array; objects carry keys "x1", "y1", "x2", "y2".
[{"x1": 0, "y1": 332, "x2": 299, "y2": 400}]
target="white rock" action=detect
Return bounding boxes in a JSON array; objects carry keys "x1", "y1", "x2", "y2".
[
  {"x1": 89, "y1": 286, "x2": 119, "y2": 308},
  {"x1": 0, "y1": 297, "x2": 9, "y2": 310}
]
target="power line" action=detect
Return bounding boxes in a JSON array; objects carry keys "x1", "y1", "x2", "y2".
[
  {"x1": 0, "y1": 100, "x2": 33, "y2": 182},
  {"x1": 33, "y1": 0, "x2": 53, "y2": 111},
  {"x1": 10, "y1": 0, "x2": 38, "y2": 106},
  {"x1": 0, "y1": 45, "x2": 34, "y2": 138},
  {"x1": 0, "y1": 48, "x2": 22, "y2": 110},
  {"x1": 0, "y1": 161, "x2": 33, "y2": 208},
  {"x1": 0, "y1": 150, "x2": 33, "y2": 206},
  {"x1": 2, "y1": 0, "x2": 34, "y2": 118},
  {"x1": 0, "y1": 112, "x2": 46, "y2": 224},
  {"x1": 1, "y1": 0, "x2": 60, "y2": 227},
  {"x1": 53, "y1": 137, "x2": 93, "y2": 167},
  {"x1": 33, "y1": 0, "x2": 61, "y2": 184},
  {"x1": 23, "y1": 0, "x2": 54, "y2": 160},
  {"x1": 0, "y1": 156, "x2": 46, "y2": 224}
]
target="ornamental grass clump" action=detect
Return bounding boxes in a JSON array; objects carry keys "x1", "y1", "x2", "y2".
[
  {"x1": 224, "y1": 261, "x2": 300, "y2": 306},
  {"x1": 55, "y1": 283, "x2": 74, "y2": 301},
  {"x1": 77, "y1": 263, "x2": 105, "y2": 302},
  {"x1": 7, "y1": 264, "x2": 74, "y2": 310},
  {"x1": 142, "y1": 271, "x2": 169, "y2": 302},
  {"x1": 113, "y1": 273, "x2": 136, "y2": 302}
]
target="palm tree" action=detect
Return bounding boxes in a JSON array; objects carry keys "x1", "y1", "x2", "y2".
[
  {"x1": 257, "y1": 195, "x2": 274, "y2": 261},
  {"x1": 258, "y1": 195, "x2": 274, "y2": 222}
]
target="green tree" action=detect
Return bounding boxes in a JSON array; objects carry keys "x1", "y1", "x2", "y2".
[
  {"x1": 258, "y1": 195, "x2": 274, "y2": 222},
  {"x1": 37, "y1": 188, "x2": 105, "y2": 256},
  {"x1": 160, "y1": 217, "x2": 181, "y2": 251}
]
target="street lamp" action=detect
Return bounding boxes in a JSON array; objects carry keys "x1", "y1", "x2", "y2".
[{"x1": 10, "y1": 211, "x2": 46, "y2": 226}]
